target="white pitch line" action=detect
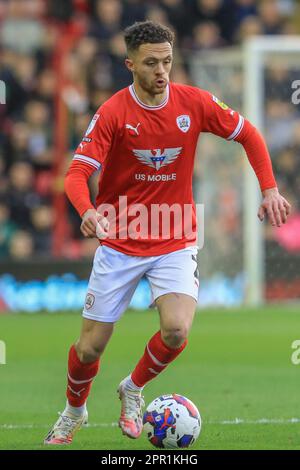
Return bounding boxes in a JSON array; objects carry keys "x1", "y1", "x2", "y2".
[
  {"x1": 216, "y1": 418, "x2": 300, "y2": 425},
  {"x1": 1, "y1": 418, "x2": 300, "y2": 430},
  {"x1": 0, "y1": 423, "x2": 118, "y2": 430}
]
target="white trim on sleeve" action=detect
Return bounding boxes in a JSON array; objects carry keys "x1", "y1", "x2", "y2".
[
  {"x1": 227, "y1": 114, "x2": 244, "y2": 141},
  {"x1": 73, "y1": 154, "x2": 101, "y2": 170}
]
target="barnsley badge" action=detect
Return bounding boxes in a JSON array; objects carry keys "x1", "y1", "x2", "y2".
[{"x1": 176, "y1": 115, "x2": 191, "y2": 133}]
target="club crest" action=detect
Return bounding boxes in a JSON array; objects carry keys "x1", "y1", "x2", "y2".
[
  {"x1": 85, "y1": 293, "x2": 95, "y2": 309},
  {"x1": 176, "y1": 115, "x2": 191, "y2": 133}
]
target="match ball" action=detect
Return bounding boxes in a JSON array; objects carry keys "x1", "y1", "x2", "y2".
[{"x1": 143, "y1": 394, "x2": 201, "y2": 449}]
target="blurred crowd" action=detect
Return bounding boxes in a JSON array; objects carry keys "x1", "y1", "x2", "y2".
[{"x1": 0, "y1": 0, "x2": 300, "y2": 261}]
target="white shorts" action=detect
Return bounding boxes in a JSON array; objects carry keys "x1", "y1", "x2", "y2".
[{"x1": 82, "y1": 245, "x2": 199, "y2": 323}]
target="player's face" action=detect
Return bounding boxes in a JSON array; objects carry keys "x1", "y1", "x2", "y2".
[{"x1": 126, "y1": 42, "x2": 173, "y2": 95}]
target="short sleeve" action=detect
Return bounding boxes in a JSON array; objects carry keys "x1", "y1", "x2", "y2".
[
  {"x1": 200, "y1": 90, "x2": 244, "y2": 141},
  {"x1": 73, "y1": 105, "x2": 115, "y2": 170}
]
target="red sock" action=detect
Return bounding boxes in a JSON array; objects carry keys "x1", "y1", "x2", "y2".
[
  {"x1": 66, "y1": 345, "x2": 100, "y2": 407},
  {"x1": 131, "y1": 331, "x2": 187, "y2": 387}
]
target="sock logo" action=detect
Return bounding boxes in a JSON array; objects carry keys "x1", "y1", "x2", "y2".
[{"x1": 68, "y1": 385, "x2": 86, "y2": 397}]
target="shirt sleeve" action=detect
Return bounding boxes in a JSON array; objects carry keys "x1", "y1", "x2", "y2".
[
  {"x1": 197, "y1": 88, "x2": 276, "y2": 192},
  {"x1": 72, "y1": 104, "x2": 115, "y2": 171},
  {"x1": 200, "y1": 89, "x2": 244, "y2": 141},
  {"x1": 235, "y1": 119, "x2": 277, "y2": 191},
  {"x1": 64, "y1": 161, "x2": 96, "y2": 217}
]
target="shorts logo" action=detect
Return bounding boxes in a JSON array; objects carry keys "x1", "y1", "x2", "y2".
[
  {"x1": 176, "y1": 115, "x2": 191, "y2": 133},
  {"x1": 85, "y1": 114, "x2": 99, "y2": 136},
  {"x1": 85, "y1": 293, "x2": 95, "y2": 310},
  {"x1": 212, "y1": 95, "x2": 229, "y2": 110}
]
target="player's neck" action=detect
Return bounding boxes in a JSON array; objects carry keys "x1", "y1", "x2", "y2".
[{"x1": 133, "y1": 82, "x2": 168, "y2": 107}]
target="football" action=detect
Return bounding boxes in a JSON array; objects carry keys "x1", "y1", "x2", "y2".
[{"x1": 143, "y1": 394, "x2": 201, "y2": 449}]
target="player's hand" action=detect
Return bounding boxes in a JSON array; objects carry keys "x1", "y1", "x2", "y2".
[
  {"x1": 258, "y1": 187, "x2": 291, "y2": 227},
  {"x1": 81, "y1": 209, "x2": 109, "y2": 239}
]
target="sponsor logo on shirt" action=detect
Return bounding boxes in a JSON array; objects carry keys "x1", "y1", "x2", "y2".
[
  {"x1": 85, "y1": 114, "x2": 100, "y2": 136},
  {"x1": 135, "y1": 173, "x2": 177, "y2": 182},
  {"x1": 176, "y1": 115, "x2": 191, "y2": 133},
  {"x1": 79, "y1": 137, "x2": 93, "y2": 151},
  {"x1": 212, "y1": 95, "x2": 229, "y2": 110},
  {"x1": 132, "y1": 147, "x2": 182, "y2": 171}
]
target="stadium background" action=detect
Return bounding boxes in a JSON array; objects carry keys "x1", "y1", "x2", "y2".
[
  {"x1": 0, "y1": 0, "x2": 300, "y2": 451},
  {"x1": 1, "y1": 0, "x2": 300, "y2": 312}
]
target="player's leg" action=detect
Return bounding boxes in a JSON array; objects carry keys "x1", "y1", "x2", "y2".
[
  {"x1": 45, "y1": 245, "x2": 146, "y2": 445},
  {"x1": 118, "y1": 246, "x2": 199, "y2": 439},
  {"x1": 157, "y1": 292, "x2": 196, "y2": 348},
  {"x1": 65, "y1": 319, "x2": 114, "y2": 413},
  {"x1": 44, "y1": 319, "x2": 114, "y2": 446},
  {"x1": 131, "y1": 292, "x2": 196, "y2": 384}
]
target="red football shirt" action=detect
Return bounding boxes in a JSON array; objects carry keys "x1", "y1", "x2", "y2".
[{"x1": 72, "y1": 83, "x2": 245, "y2": 256}]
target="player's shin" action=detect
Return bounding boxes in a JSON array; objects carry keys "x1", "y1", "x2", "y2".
[
  {"x1": 130, "y1": 331, "x2": 187, "y2": 388},
  {"x1": 66, "y1": 344, "x2": 100, "y2": 410}
]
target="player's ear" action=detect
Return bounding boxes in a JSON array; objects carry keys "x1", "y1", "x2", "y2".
[{"x1": 125, "y1": 58, "x2": 134, "y2": 73}]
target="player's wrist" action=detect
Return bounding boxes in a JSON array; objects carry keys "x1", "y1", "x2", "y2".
[
  {"x1": 81, "y1": 207, "x2": 96, "y2": 219},
  {"x1": 262, "y1": 186, "x2": 278, "y2": 197}
]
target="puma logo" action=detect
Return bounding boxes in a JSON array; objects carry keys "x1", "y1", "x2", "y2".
[
  {"x1": 125, "y1": 123, "x2": 141, "y2": 136},
  {"x1": 68, "y1": 385, "x2": 86, "y2": 397}
]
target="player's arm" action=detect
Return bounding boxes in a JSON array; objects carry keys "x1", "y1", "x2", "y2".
[
  {"x1": 64, "y1": 108, "x2": 113, "y2": 238},
  {"x1": 65, "y1": 162, "x2": 108, "y2": 238},
  {"x1": 234, "y1": 122, "x2": 291, "y2": 227},
  {"x1": 200, "y1": 91, "x2": 291, "y2": 227}
]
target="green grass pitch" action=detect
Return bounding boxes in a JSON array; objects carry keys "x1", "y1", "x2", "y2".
[{"x1": 0, "y1": 305, "x2": 300, "y2": 450}]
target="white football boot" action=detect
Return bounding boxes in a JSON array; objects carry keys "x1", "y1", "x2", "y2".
[
  {"x1": 117, "y1": 378, "x2": 145, "y2": 439},
  {"x1": 44, "y1": 410, "x2": 88, "y2": 445}
]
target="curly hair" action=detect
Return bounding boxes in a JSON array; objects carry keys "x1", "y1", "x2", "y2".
[{"x1": 124, "y1": 21, "x2": 175, "y2": 53}]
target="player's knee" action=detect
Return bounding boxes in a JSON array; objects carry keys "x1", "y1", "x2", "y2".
[
  {"x1": 161, "y1": 327, "x2": 188, "y2": 349},
  {"x1": 75, "y1": 342, "x2": 103, "y2": 363}
]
